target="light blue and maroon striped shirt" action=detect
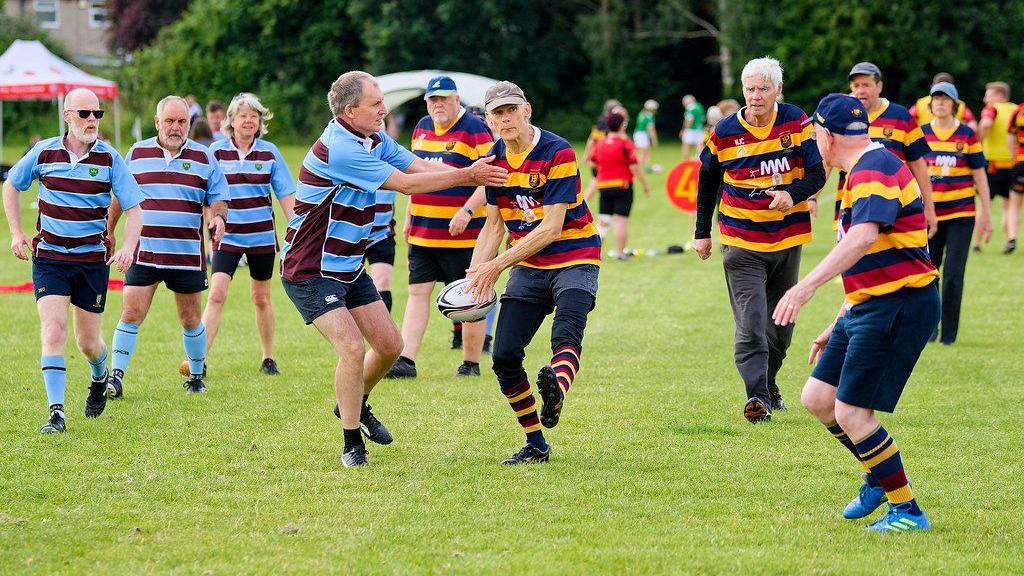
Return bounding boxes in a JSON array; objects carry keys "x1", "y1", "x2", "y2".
[
  {"x1": 7, "y1": 135, "x2": 142, "y2": 263},
  {"x1": 126, "y1": 138, "x2": 230, "y2": 271},
  {"x1": 281, "y1": 118, "x2": 414, "y2": 283},
  {"x1": 209, "y1": 137, "x2": 294, "y2": 254}
]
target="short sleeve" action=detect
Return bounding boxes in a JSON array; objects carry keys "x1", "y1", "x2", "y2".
[
  {"x1": 268, "y1": 144, "x2": 296, "y2": 199},
  {"x1": 110, "y1": 152, "x2": 143, "y2": 210},
  {"x1": 6, "y1": 142, "x2": 45, "y2": 191},
  {"x1": 204, "y1": 152, "x2": 231, "y2": 204},
  {"x1": 377, "y1": 132, "x2": 416, "y2": 171},
  {"x1": 625, "y1": 140, "x2": 638, "y2": 164},
  {"x1": 965, "y1": 132, "x2": 987, "y2": 170},
  {"x1": 848, "y1": 174, "x2": 901, "y2": 228},
  {"x1": 327, "y1": 137, "x2": 397, "y2": 193},
  {"x1": 903, "y1": 125, "x2": 930, "y2": 162},
  {"x1": 542, "y1": 145, "x2": 580, "y2": 206}
]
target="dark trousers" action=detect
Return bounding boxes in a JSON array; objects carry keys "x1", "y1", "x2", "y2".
[
  {"x1": 722, "y1": 245, "x2": 802, "y2": 401},
  {"x1": 928, "y1": 217, "x2": 975, "y2": 343}
]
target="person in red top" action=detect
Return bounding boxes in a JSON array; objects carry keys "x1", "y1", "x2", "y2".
[{"x1": 586, "y1": 112, "x2": 649, "y2": 259}]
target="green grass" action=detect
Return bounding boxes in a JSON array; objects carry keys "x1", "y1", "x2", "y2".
[{"x1": 1, "y1": 142, "x2": 1023, "y2": 575}]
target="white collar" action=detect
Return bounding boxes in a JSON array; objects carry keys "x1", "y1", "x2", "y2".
[
  {"x1": 60, "y1": 134, "x2": 97, "y2": 167},
  {"x1": 156, "y1": 138, "x2": 189, "y2": 165}
]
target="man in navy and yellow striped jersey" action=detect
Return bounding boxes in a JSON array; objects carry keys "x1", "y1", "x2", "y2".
[
  {"x1": 693, "y1": 57, "x2": 825, "y2": 422},
  {"x1": 775, "y1": 93, "x2": 940, "y2": 533}
]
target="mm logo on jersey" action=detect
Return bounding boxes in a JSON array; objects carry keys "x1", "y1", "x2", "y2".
[
  {"x1": 935, "y1": 154, "x2": 958, "y2": 176},
  {"x1": 760, "y1": 157, "x2": 790, "y2": 186}
]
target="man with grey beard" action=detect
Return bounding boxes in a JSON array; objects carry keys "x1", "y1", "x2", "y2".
[{"x1": 2, "y1": 88, "x2": 144, "y2": 433}]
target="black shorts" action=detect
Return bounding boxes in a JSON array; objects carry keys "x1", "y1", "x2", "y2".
[
  {"x1": 125, "y1": 263, "x2": 208, "y2": 294},
  {"x1": 408, "y1": 244, "x2": 473, "y2": 285},
  {"x1": 987, "y1": 167, "x2": 1014, "y2": 199},
  {"x1": 32, "y1": 257, "x2": 110, "y2": 312},
  {"x1": 282, "y1": 271, "x2": 381, "y2": 324},
  {"x1": 364, "y1": 236, "x2": 396, "y2": 266},
  {"x1": 211, "y1": 249, "x2": 275, "y2": 281},
  {"x1": 1012, "y1": 163, "x2": 1024, "y2": 193},
  {"x1": 599, "y1": 185, "x2": 634, "y2": 217}
]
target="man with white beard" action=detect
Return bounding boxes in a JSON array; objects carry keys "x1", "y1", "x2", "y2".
[{"x1": 2, "y1": 88, "x2": 144, "y2": 433}]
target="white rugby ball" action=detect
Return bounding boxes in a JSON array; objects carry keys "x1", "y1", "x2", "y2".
[{"x1": 436, "y1": 278, "x2": 497, "y2": 323}]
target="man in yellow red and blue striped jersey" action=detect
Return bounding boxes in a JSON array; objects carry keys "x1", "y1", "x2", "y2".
[
  {"x1": 920, "y1": 82, "x2": 992, "y2": 344},
  {"x1": 386, "y1": 76, "x2": 497, "y2": 381},
  {"x1": 693, "y1": 57, "x2": 826, "y2": 422},
  {"x1": 977, "y1": 81, "x2": 1019, "y2": 253},
  {"x1": 1006, "y1": 100, "x2": 1024, "y2": 253},
  {"x1": 107, "y1": 95, "x2": 230, "y2": 399},
  {"x1": 2, "y1": 88, "x2": 144, "y2": 433},
  {"x1": 774, "y1": 93, "x2": 940, "y2": 533},
  {"x1": 465, "y1": 81, "x2": 601, "y2": 465},
  {"x1": 832, "y1": 63, "x2": 936, "y2": 236}
]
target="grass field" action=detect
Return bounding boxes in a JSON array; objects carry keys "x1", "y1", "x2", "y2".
[{"x1": 1, "y1": 140, "x2": 1023, "y2": 575}]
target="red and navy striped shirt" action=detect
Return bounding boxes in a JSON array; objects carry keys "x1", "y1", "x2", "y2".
[
  {"x1": 921, "y1": 121, "x2": 987, "y2": 221},
  {"x1": 485, "y1": 126, "x2": 600, "y2": 269}
]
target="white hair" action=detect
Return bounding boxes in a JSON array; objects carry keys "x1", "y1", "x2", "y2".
[
  {"x1": 644, "y1": 99, "x2": 659, "y2": 111},
  {"x1": 741, "y1": 57, "x2": 784, "y2": 89},
  {"x1": 156, "y1": 95, "x2": 189, "y2": 117},
  {"x1": 222, "y1": 92, "x2": 273, "y2": 139},
  {"x1": 328, "y1": 71, "x2": 376, "y2": 116}
]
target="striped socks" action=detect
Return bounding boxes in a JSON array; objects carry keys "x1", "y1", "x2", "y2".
[
  {"x1": 854, "y1": 425, "x2": 920, "y2": 513},
  {"x1": 41, "y1": 355, "x2": 66, "y2": 406},
  {"x1": 550, "y1": 345, "x2": 581, "y2": 393},
  {"x1": 826, "y1": 421, "x2": 880, "y2": 487},
  {"x1": 500, "y1": 376, "x2": 546, "y2": 448}
]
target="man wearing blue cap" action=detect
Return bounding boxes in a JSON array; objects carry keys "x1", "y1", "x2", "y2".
[
  {"x1": 387, "y1": 76, "x2": 496, "y2": 379},
  {"x1": 773, "y1": 93, "x2": 940, "y2": 533}
]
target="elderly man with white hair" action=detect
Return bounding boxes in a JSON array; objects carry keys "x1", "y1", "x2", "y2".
[
  {"x1": 693, "y1": 57, "x2": 826, "y2": 423},
  {"x1": 181, "y1": 92, "x2": 296, "y2": 378},
  {"x1": 2, "y1": 88, "x2": 144, "y2": 433}
]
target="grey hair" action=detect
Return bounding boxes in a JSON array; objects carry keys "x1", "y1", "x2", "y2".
[
  {"x1": 741, "y1": 57, "x2": 784, "y2": 89},
  {"x1": 222, "y1": 92, "x2": 272, "y2": 139},
  {"x1": 328, "y1": 71, "x2": 376, "y2": 116},
  {"x1": 156, "y1": 95, "x2": 190, "y2": 117}
]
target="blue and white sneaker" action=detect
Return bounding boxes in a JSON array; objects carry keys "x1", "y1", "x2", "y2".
[
  {"x1": 867, "y1": 503, "x2": 931, "y2": 533},
  {"x1": 843, "y1": 474, "x2": 887, "y2": 519}
]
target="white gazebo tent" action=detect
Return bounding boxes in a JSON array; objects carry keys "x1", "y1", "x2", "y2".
[
  {"x1": 0, "y1": 39, "x2": 121, "y2": 162},
  {"x1": 376, "y1": 70, "x2": 500, "y2": 110}
]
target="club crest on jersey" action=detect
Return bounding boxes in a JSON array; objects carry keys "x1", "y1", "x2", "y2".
[
  {"x1": 183, "y1": 161, "x2": 192, "y2": 171},
  {"x1": 883, "y1": 126, "x2": 894, "y2": 138},
  {"x1": 956, "y1": 141, "x2": 965, "y2": 152},
  {"x1": 255, "y1": 162, "x2": 263, "y2": 170},
  {"x1": 89, "y1": 167, "x2": 99, "y2": 177},
  {"x1": 529, "y1": 170, "x2": 541, "y2": 188},
  {"x1": 780, "y1": 133, "x2": 792, "y2": 149},
  {"x1": 445, "y1": 140, "x2": 457, "y2": 152}
]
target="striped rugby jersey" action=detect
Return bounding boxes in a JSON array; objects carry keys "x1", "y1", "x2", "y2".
[
  {"x1": 408, "y1": 108, "x2": 494, "y2": 248},
  {"x1": 7, "y1": 136, "x2": 142, "y2": 263},
  {"x1": 834, "y1": 100, "x2": 929, "y2": 224},
  {"x1": 281, "y1": 118, "x2": 415, "y2": 283},
  {"x1": 485, "y1": 126, "x2": 601, "y2": 269},
  {"x1": 838, "y1": 143, "x2": 938, "y2": 305},
  {"x1": 1007, "y1": 104, "x2": 1024, "y2": 163},
  {"x1": 209, "y1": 137, "x2": 294, "y2": 254},
  {"x1": 920, "y1": 121, "x2": 987, "y2": 221},
  {"x1": 367, "y1": 188, "x2": 397, "y2": 248},
  {"x1": 127, "y1": 138, "x2": 230, "y2": 271},
  {"x1": 702, "y1": 103, "x2": 822, "y2": 252}
]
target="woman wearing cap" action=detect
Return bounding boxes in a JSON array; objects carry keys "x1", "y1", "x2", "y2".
[
  {"x1": 920, "y1": 82, "x2": 993, "y2": 345},
  {"x1": 634, "y1": 99, "x2": 659, "y2": 172},
  {"x1": 589, "y1": 111, "x2": 650, "y2": 259}
]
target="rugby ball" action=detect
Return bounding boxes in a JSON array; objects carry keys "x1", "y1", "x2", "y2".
[{"x1": 436, "y1": 278, "x2": 497, "y2": 323}]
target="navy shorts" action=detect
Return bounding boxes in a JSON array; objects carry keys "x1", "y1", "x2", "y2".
[
  {"x1": 32, "y1": 257, "x2": 110, "y2": 312},
  {"x1": 811, "y1": 281, "x2": 939, "y2": 412},
  {"x1": 364, "y1": 236, "x2": 395, "y2": 267},
  {"x1": 502, "y1": 264, "x2": 599, "y2": 313},
  {"x1": 408, "y1": 244, "x2": 473, "y2": 285},
  {"x1": 282, "y1": 271, "x2": 382, "y2": 324},
  {"x1": 211, "y1": 249, "x2": 275, "y2": 281},
  {"x1": 125, "y1": 263, "x2": 208, "y2": 294}
]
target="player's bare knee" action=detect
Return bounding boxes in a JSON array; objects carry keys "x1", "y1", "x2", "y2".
[
  {"x1": 40, "y1": 321, "x2": 67, "y2": 349},
  {"x1": 800, "y1": 384, "x2": 832, "y2": 420},
  {"x1": 250, "y1": 289, "x2": 271, "y2": 309},
  {"x1": 834, "y1": 402, "x2": 872, "y2": 433},
  {"x1": 75, "y1": 334, "x2": 104, "y2": 359},
  {"x1": 208, "y1": 287, "x2": 228, "y2": 307}
]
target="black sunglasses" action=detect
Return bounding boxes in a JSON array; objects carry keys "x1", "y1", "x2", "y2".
[{"x1": 71, "y1": 110, "x2": 105, "y2": 119}]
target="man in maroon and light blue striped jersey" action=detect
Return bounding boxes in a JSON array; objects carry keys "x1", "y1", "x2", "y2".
[
  {"x1": 2, "y1": 88, "x2": 144, "y2": 433},
  {"x1": 106, "y1": 95, "x2": 230, "y2": 399}
]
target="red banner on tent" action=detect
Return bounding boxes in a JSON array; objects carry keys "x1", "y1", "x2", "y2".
[{"x1": 665, "y1": 160, "x2": 700, "y2": 213}]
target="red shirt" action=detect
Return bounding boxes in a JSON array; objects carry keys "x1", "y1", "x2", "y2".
[{"x1": 589, "y1": 135, "x2": 637, "y2": 189}]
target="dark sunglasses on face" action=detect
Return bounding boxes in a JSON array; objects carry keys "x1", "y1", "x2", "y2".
[{"x1": 72, "y1": 110, "x2": 104, "y2": 119}]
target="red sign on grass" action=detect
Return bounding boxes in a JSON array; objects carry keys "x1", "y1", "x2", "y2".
[{"x1": 665, "y1": 160, "x2": 700, "y2": 213}]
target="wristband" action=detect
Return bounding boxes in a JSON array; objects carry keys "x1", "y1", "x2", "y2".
[
  {"x1": 807, "y1": 198, "x2": 817, "y2": 202},
  {"x1": 461, "y1": 206, "x2": 474, "y2": 215}
]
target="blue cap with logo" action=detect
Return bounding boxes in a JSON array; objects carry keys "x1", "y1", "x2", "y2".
[
  {"x1": 424, "y1": 75, "x2": 458, "y2": 98},
  {"x1": 930, "y1": 81, "x2": 958, "y2": 101},
  {"x1": 812, "y1": 93, "x2": 869, "y2": 136}
]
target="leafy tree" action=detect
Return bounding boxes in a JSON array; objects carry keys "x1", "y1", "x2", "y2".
[{"x1": 107, "y1": 0, "x2": 191, "y2": 54}]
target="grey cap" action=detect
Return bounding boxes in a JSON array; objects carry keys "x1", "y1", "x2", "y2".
[
  {"x1": 848, "y1": 62, "x2": 882, "y2": 80},
  {"x1": 930, "y1": 81, "x2": 959, "y2": 101},
  {"x1": 484, "y1": 81, "x2": 527, "y2": 112}
]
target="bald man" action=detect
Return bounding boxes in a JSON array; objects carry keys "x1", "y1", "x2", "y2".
[{"x1": 3, "y1": 88, "x2": 144, "y2": 433}]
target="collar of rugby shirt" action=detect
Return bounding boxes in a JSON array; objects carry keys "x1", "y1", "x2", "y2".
[
  {"x1": 60, "y1": 134, "x2": 98, "y2": 168},
  {"x1": 335, "y1": 117, "x2": 383, "y2": 151}
]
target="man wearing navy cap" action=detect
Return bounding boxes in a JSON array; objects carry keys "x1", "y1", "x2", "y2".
[
  {"x1": 773, "y1": 93, "x2": 940, "y2": 533},
  {"x1": 386, "y1": 76, "x2": 497, "y2": 380}
]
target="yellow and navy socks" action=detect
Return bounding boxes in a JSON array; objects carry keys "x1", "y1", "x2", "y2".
[
  {"x1": 854, "y1": 425, "x2": 921, "y2": 514},
  {"x1": 41, "y1": 355, "x2": 66, "y2": 406},
  {"x1": 826, "y1": 421, "x2": 880, "y2": 488},
  {"x1": 550, "y1": 345, "x2": 581, "y2": 393},
  {"x1": 500, "y1": 376, "x2": 546, "y2": 449}
]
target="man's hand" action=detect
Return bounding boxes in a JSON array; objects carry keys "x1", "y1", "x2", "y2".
[
  {"x1": 466, "y1": 156, "x2": 508, "y2": 187},
  {"x1": 642, "y1": 182, "x2": 651, "y2": 197},
  {"x1": 692, "y1": 238, "x2": 712, "y2": 260},
  {"x1": 107, "y1": 231, "x2": 117, "y2": 254},
  {"x1": 772, "y1": 280, "x2": 816, "y2": 326},
  {"x1": 925, "y1": 206, "x2": 939, "y2": 239},
  {"x1": 766, "y1": 189, "x2": 794, "y2": 213},
  {"x1": 107, "y1": 248, "x2": 134, "y2": 274},
  {"x1": 209, "y1": 215, "x2": 226, "y2": 244},
  {"x1": 808, "y1": 322, "x2": 835, "y2": 365},
  {"x1": 465, "y1": 259, "x2": 501, "y2": 304},
  {"x1": 807, "y1": 198, "x2": 818, "y2": 219},
  {"x1": 10, "y1": 231, "x2": 30, "y2": 260},
  {"x1": 449, "y1": 209, "x2": 471, "y2": 236},
  {"x1": 978, "y1": 210, "x2": 994, "y2": 243}
]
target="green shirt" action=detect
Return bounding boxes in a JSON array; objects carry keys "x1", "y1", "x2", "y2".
[
  {"x1": 636, "y1": 111, "x2": 655, "y2": 132},
  {"x1": 685, "y1": 102, "x2": 706, "y2": 131}
]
